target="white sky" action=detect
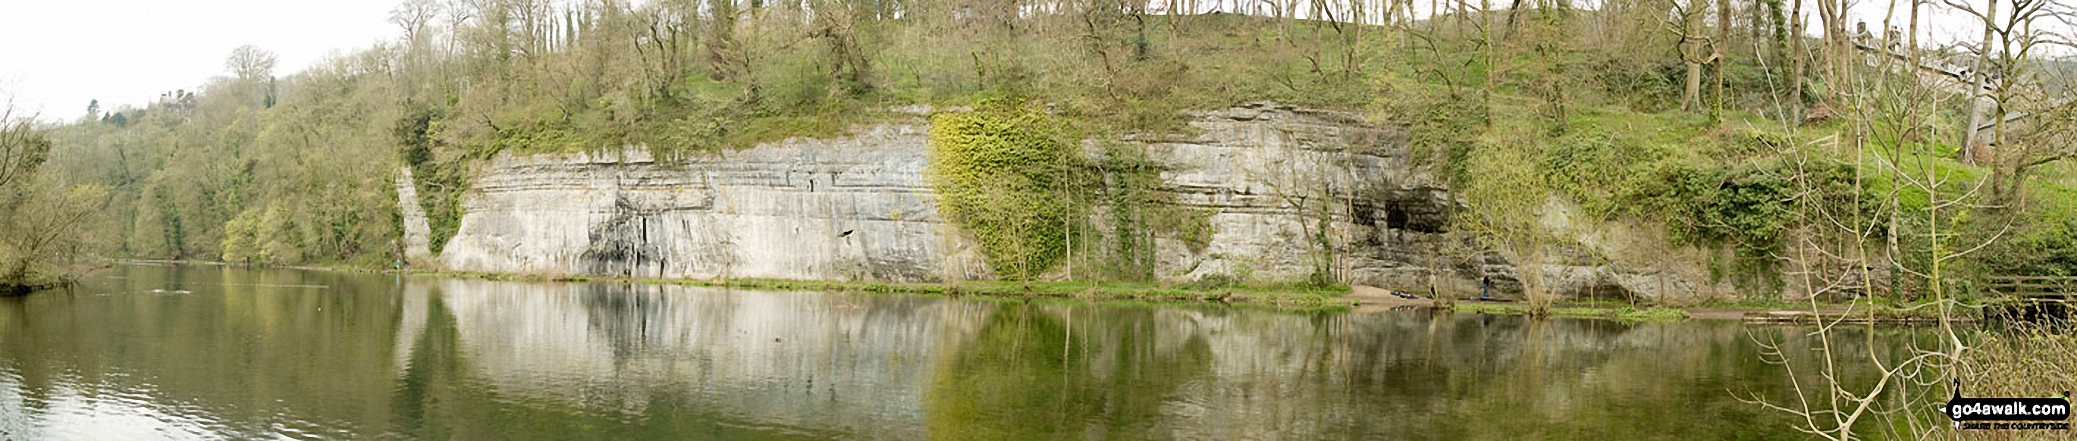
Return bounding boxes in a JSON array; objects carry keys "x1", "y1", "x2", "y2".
[
  {"x1": 0, "y1": 0, "x2": 2039, "y2": 122},
  {"x1": 0, "y1": 0, "x2": 398, "y2": 121}
]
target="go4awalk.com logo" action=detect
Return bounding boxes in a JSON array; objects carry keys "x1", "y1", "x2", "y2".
[{"x1": 1943, "y1": 381, "x2": 2071, "y2": 431}]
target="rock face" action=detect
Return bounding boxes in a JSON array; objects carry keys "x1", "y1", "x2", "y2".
[
  {"x1": 395, "y1": 167, "x2": 435, "y2": 263},
  {"x1": 1114, "y1": 105, "x2": 1462, "y2": 291},
  {"x1": 438, "y1": 124, "x2": 991, "y2": 282},
  {"x1": 428, "y1": 103, "x2": 1737, "y2": 303}
]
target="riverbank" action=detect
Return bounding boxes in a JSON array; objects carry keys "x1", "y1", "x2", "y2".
[
  {"x1": 411, "y1": 269, "x2": 1358, "y2": 310},
  {"x1": 1448, "y1": 301, "x2": 1694, "y2": 323},
  {"x1": 107, "y1": 260, "x2": 1981, "y2": 324},
  {"x1": 1444, "y1": 298, "x2": 1976, "y2": 324},
  {"x1": 119, "y1": 259, "x2": 1359, "y2": 309}
]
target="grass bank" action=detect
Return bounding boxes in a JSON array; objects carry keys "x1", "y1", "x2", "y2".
[
  {"x1": 1447, "y1": 297, "x2": 1975, "y2": 324},
  {"x1": 1690, "y1": 297, "x2": 1983, "y2": 324}
]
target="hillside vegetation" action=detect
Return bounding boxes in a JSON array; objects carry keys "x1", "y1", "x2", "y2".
[{"x1": 31, "y1": 0, "x2": 2077, "y2": 304}]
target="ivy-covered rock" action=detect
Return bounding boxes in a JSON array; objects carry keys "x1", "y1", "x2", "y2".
[{"x1": 927, "y1": 103, "x2": 1078, "y2": 280}]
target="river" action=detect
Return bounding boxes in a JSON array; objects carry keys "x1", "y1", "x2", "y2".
[{"x1": 0, "y1": 264, "x2": 1930, "y2": 439}]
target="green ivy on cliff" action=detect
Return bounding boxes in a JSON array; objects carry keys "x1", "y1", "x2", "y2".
[
  {"x1": 396, "y1": 106, "x2": 470, "y2": 255},
  {"x1": 1095, "y1": 142, "x2": 1214, "y2": 280},
  {"x1": 928, "y1": 102, "x2": 1080, "y2": 280}
]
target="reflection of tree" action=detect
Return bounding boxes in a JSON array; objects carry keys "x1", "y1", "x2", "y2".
[
  {"x1": 392, "y1": 288, "x2": 453, "y2": 438},
  {"x1": 0, "y1": 295, "x2": 53, "y2": 419},
  {"x1": 925, "y1": 303, "x2": 1213, "y2": 439},
  {"x1": 0, "y1": 265, "x2": 410, "y2": 438}
]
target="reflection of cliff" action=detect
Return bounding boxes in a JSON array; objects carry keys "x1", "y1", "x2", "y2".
[
  {"x1": 925, "y1": 304, "x2": 1215, "y2": 439},
  {"x1": 0, "y1": 266, "x2": 1935, "y2": 439},
  {"x1": 390, "y1": 284, "x2": 853, "y2": 439},
  {"x1": 411, "y1": 277, "x2": 1920, "y2": 439},
  {"x1": 426, "y1": 279, "x2": 990, "y2": 439}
]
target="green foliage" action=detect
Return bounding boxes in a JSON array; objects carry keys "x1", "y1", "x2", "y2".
[
  {"x1": 1601, "y1": 148, "x2": 1806, "y2": 284},
  {"x1": 395, "y1": 106, "x2": 469, "y2": 254},
  {"x1": 1541, "y1": 131, "x2": 1672, "y2": 216},
  {"x1": 1, "y1": 116, "x2": 102, "y2": 290},
  {"x1": 1627, "y1": 162, "x2": 1796, "y2": 255},
  {"x1": 41, "y1": 47, "x2": 404, "y2": 265},
  {"x1": 0, "y1": 181, "x2": 108, "y2": 290},
  {"x1": 221, "y1": 203, "x2": 296, "y2": 264},
  {"x1": 1463, "y1": 144, "x2": 1548, "y2": 226},
  {"x1": 220, "y1": 208, "x2": 258, "y2": 262},
  {"x1": 1374, "y1": 79, "x2": 1489, "y2": 185},
  {"x1": 923, "y1": 106, "x2": 1214, "y2": 283},
  {"x1": 928, "y1": 103, "x2": 1079, "y2": 280},
  {"x1": 1979, "y1": 218, "x2": 2077, "y2": 277},
  {"x1": 1610, "y1": 306, "x2": 1693, "y2": 323},
  {"x1": 411, "y1": 161, "x2": 468, "y2": 255},
  {"x1": 1534, "y1": 116, "x2": 1881, "y2": 286},
  {"x1": 1590, "y1": 58, "x2": 1682, "y2": 112}
]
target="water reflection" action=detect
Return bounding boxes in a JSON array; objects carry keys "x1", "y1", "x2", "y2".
[
  {"x1": 0, "y1": 265, "x2": 1927, "y2": 439},
  {"x1": 926, "y1": 304, "x2": 1214, "y2": 439}
]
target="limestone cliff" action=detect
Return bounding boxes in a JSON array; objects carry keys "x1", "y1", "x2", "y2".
[
  {"x1": 436, "y1": 124, "x2": 991, "y2": 282},
  {"x1": 416, "y1": 103, "x2": 1738, "y2": 303},
  {"x1": 395, "y1": 167, "x2": 435, "y2": 263}
]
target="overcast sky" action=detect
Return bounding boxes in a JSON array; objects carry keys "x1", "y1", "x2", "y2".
[
  {"x1": 0, "y1": 0, "x2": 397, "y2": 120},
  {"x1": 0, "y1": 0, "x2": 2019, "y2": 123}
]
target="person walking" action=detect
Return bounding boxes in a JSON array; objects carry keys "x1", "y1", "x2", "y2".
[
  {"x1": 1480, "y1": 276, "x2": 1492, "y2": 301},
  {"x1": 1428, "y1": 269, "x2": 1449, "y2": 307}
]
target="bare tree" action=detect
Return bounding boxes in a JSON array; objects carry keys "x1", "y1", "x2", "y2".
[
  {"x1": 225, "y1": 45, "x2": 279, "y2": 81},
  {"x1": 1742, "y1": 6, "x2": 2028, "y2": 437},
  {"x1": 0, "y1": 104, "x2": 46, "y2": 192},
  {"x1": 392, "y1": 0, "x2": 446, "y2": 43},
  {"x1": 1943, "y1": 0, "x2": 2075, "y2": 210}
]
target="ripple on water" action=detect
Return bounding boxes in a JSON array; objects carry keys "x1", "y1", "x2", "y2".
[{"x1": 28, "y1": 381, "x2": 227, "y2": 440}]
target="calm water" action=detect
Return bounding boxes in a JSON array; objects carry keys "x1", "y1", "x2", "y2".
[{"x1": 0, "y1": 264, "x2": 1928, "y2": 440}]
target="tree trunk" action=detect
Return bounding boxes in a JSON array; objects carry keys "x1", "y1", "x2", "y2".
[
  {"x1": 1960, "y1": 0, "x2": 1996, "y2": 164},
  {"x1": 1684, "y1": 59, "x2": 1704, "y2": 111},
  {"x1": 706, "y1": 0, "x2": 738, "y2": 81},
  {"x1": 1713, "y1": 0, "x2": 1729, "y2": 114},
  {"x1": 1677, "y1": 0, "x2": 1707, "y2": 112},
  {"x1": 1788, "y1": 0, "x2": 1804, "y2": 117},
  {"x1": 1481, "y1": 0, "x2": 1495, "y2": 117}
]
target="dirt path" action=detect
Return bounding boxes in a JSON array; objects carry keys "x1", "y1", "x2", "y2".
[{"x1": 1348, "y1": 285, "x2": 1438, "y2": 312}]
